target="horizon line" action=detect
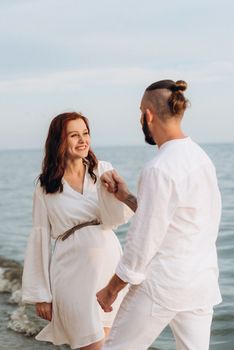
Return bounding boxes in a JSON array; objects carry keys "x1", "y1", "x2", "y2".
[{"x1": 0, "y1": 141, "x2": 234, "y2": 152}]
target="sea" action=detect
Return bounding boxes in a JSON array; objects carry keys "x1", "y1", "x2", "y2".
[{"x1": 0, "y1": 143, "x2": 233, "y2": 350}]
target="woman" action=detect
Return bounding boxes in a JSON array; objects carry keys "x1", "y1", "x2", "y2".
[{"x1": 22, "y1": 112, "x2": 132, "y2": 350}]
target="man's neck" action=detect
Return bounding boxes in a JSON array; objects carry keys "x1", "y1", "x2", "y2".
[{"x1": 157, "y1": 132, "x2": 187, "y2": 148}]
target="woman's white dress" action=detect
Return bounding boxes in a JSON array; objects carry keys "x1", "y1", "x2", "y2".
[{"x1": 22, "y1": 161, "x2": 133, "y2": 349}]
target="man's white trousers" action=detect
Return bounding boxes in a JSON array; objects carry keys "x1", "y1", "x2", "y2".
[{"x1": 103, "y1": 286, "x2": 213, "y2": 350}]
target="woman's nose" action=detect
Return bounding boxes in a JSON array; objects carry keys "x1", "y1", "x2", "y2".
[{"x1": 78, "y1": 135, "x2": 85, "y2": 143}]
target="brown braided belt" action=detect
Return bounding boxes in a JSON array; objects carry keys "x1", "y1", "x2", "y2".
[{"x1": 57, "y1": 219, "x2": 101, "y2": 241}]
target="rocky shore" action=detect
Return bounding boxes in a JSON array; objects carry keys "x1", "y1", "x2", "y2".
[{"x1": 0, "y1": 256, "x2": 48, "y2": 337}]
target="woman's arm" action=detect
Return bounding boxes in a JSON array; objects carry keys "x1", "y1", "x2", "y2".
[{"x1": 22, "y1": 183, "x2": 53, "y2": 321}]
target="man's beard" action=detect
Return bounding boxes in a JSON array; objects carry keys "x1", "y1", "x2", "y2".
[{"x1": 142, "y1": 114, "x2": 156, "y2": 145}]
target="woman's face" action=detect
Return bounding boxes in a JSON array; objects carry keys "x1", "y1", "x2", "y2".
[{"x1": 66, "y1": 118, "x2": 90, "y2": 159}]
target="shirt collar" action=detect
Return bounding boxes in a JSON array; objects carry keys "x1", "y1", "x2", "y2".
[{"x1": 159, "y1": 136, "x2": 191, "y2": 151}]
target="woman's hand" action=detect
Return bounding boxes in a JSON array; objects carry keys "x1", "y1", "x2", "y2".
[{"x1": 35, "y1": 302, "x2": 52, "y2": 321}]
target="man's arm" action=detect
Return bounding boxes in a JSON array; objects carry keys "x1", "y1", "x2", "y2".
[
  {"x1": 96, "y1": 274, "x2": 127, "y2": 312},
  {"x1": 122, "y1": 193, "x2": 137, "y2": 212},
  {"x1": 101, "y1": 170, "x2": 138, "y2": 212},
  {"x1": 97, "y1": 168, "x2": 177, "y2": 312}
]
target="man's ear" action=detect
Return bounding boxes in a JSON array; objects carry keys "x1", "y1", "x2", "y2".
[{"x1": 145, "y1": 108, "x2": 154, "y2": 124}]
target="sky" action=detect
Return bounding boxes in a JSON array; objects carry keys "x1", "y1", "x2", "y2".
[{"x1": 0, "y1": 0, "x2": 234, "y2": 149}]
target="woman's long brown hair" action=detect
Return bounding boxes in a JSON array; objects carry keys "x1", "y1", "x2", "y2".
[{"x1": 39, "y1": 112, "x2": 98, "y2": 193}]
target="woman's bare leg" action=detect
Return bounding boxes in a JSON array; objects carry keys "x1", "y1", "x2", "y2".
[
  {"x1": 79, "y1": 327, "x2": 111, "y2": 350},
  {"x1": 104, "y1": 327, "x2": 111, "y2": 338}
]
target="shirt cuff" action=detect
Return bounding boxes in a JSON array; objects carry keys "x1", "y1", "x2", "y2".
[
  {"x1": 116, "y1": 261, "x2": 145, "y2": 285},
  {"x1": 21, "y1": 296, "x2": 52, "y2": 304}
]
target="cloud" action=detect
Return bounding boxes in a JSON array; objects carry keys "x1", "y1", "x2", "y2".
[
  {"x1": 0, "y1": 61, "x2": 233, "y2": 94},
  {"x1": 0, "y1": 0, "x2": 233, "y2": 148},
  {"x1": 1, "y1": 0, "x2": 233, "y2": 78}
]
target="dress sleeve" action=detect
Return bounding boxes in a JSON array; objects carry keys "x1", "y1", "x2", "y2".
[
  {"x1": 97, "y1": 161, "x2": 134, "y2": 229},
  {"x1": 22, "y1": 184, "x2": 52, "y2": 304},
  {"x1": 116, "y1": 167, "x2": 178, "y2": 284}
]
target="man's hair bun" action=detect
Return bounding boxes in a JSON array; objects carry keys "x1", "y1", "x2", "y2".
[
  {"x1": 174, "y1": 80, "x2": 187, "y2": 92},
  {"x1": 145, "y1": 79, "x2": 189, "y2": 117},
  {"x1": 169, "y1": 80, "x2": 188, "y2": 114}
]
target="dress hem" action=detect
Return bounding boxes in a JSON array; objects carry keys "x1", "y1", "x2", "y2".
[{"x1": 36, "y1": 330, "x2": 105, "y2": 349}]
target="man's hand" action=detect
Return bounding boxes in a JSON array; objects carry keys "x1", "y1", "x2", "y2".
[
  {"x1": 101, "y1": 170, "x2": 138, "y2": 212},
  {"x1": 96, "y1": 274, "x2": 127, "y2": 312},
  {"x1": 96, "y1": 286, "x2": 118, "y2": 312},
  {"x1": 35, "y1": 302, "x2": 52, "y2": 321},
  {"x1": 101, "y1": 170, "x2": 130, "y2": 202}
]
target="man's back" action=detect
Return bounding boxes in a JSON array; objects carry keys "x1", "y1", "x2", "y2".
[
  {"x1": 98, "y1": 80, "x2": 221, "y2": 350},
  {"x1": 140, "y1": 137, "x2": 222, "y2": 310}
]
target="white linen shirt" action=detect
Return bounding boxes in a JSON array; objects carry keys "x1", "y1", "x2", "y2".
[{"x1": 116, "y1": 137, "x2": 222, "y2": 310}]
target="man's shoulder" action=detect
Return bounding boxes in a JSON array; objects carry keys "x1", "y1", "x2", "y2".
[
  {"x1": 141, "y1": 158, "x2": 170, "y2": 181},
  {"x1": 141, "y1": 139, "x2": 215, "y2": 183}
]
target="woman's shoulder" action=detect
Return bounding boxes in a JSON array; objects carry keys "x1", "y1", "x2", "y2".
[
  {"x1": 34, "y1": 180, "x2": 46, "y2": 199},
  {"x1": 97, "y1": 160, "x2": 114, "y2": 176}
]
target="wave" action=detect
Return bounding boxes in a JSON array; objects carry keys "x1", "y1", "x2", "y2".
[{"x1": 0, "y1": 256, "x2": 46, "y2": 337}]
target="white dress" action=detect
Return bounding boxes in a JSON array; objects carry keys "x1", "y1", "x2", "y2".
[{"x1": 22, "y1": 161, "x2": 133, "y2": 349}]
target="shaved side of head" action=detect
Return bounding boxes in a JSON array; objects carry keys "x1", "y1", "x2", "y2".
[
  {"x1": 143, "y1": 80, "x2": 189, "y2": 121},
  {"x1": 143, "y1": 89, "x2": 173, "y2": 121}
]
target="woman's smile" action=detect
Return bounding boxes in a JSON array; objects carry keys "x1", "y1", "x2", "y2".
[{"x1": 76, "y1": 144, "x2": 88, "y2": 151}]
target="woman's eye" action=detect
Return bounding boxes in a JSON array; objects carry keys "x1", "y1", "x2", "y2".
[
  {"x1": 83, "y1": 132, "x2": 89, "y2": 136},
  {"x1": 71, "y1": 134, "x2": 78, "y2": 138}
]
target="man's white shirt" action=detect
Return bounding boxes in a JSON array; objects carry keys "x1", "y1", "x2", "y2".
[{"x1": 116, "y1": 137, "x2": 222, "y2": 310}]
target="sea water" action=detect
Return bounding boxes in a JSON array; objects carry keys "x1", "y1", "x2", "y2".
[{"x1": 0, "y1": 143, "x2": 233, "y2": 350}]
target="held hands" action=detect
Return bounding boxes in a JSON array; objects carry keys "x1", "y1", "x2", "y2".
[
  {"x1": 96, "y1": 286, "x2": 118, "y2": 313},
  {"x1": 35, "y1": 302, "x2": 52, "y2": 321},
  {"x1": 96, "y1": 275, "x2": 127, "y2": 312},
  {"x1": 101, "y1": 170, "x2": 130, "y2": 202}
]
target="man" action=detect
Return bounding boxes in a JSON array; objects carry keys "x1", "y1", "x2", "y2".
[{"x1": 97, "y1": 79, "x2": 222, "y2": 350}]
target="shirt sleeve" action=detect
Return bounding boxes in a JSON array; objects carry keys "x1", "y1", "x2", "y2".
[
  {"x1": 97, "y1": 161, "x2": 134, "y2": 229},
  {"x1": 116, "y1": 167, "x2": 178, "y2": 284},
  {"x1": 22, "y1": 184, "x2": 52, "y2": 304}
]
